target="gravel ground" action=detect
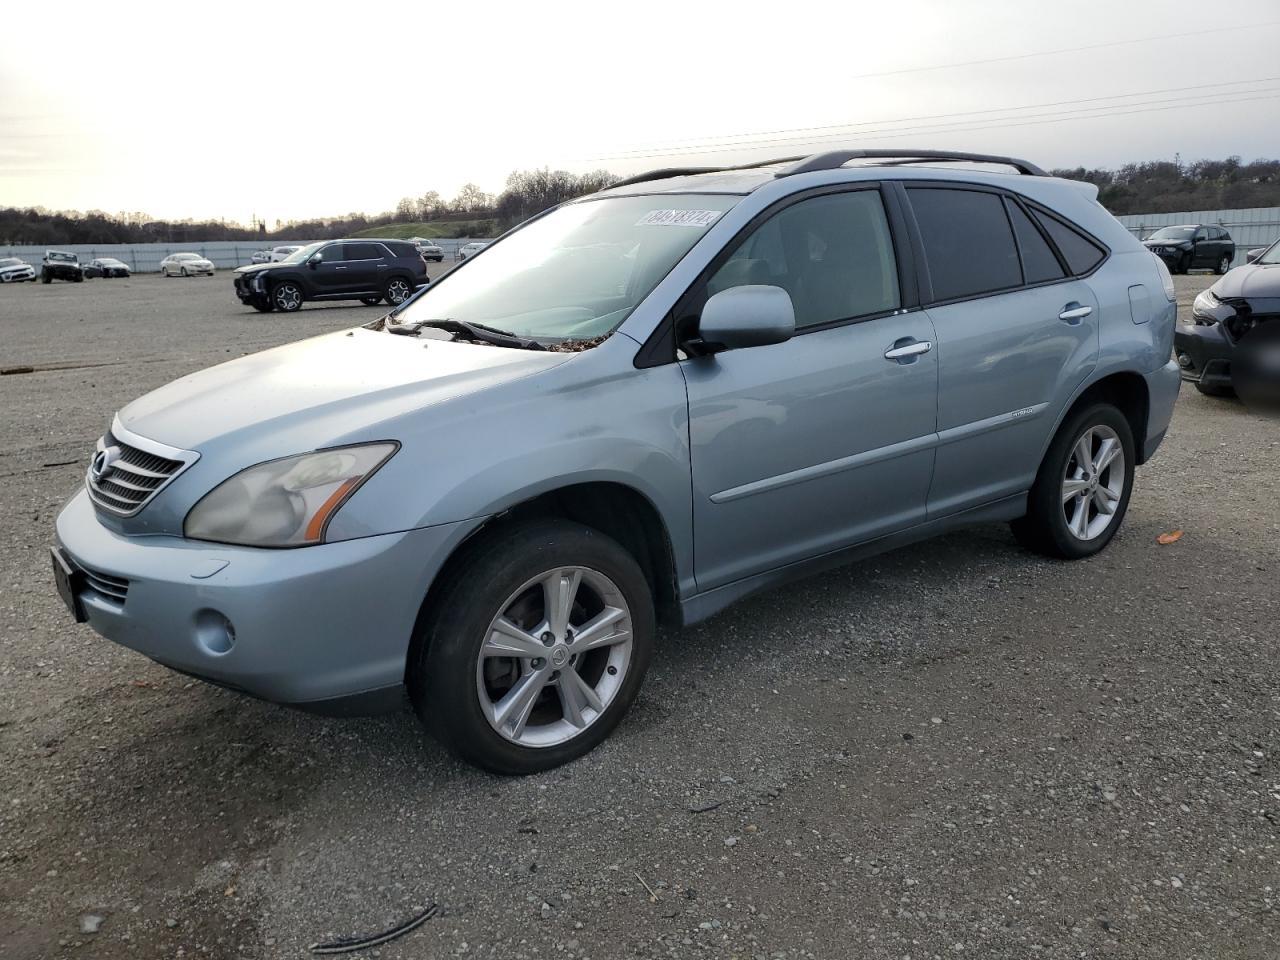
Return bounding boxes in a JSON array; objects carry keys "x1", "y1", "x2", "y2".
[{"x1": 1, "y1": 271, "x2": 1277, "y2": 960}]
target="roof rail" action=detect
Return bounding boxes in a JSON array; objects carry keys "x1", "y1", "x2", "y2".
[
  {"x1": 608, "y1": 155, "x2": 807, "y2": 190},
  {"x1": 777, "y1": 149, "x2": 1047, "y2": 178}
]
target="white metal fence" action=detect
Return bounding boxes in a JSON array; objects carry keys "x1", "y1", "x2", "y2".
[
  {"x1": 0, "y1": 237, "x2": 490, "y2": 273},
  {"x1": 1115, "y1": 206, "x2": 1280, "y2": 267}
]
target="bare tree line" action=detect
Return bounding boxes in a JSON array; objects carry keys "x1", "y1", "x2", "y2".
[{"x1": 3, "y1": 157, "x2": 1277, "y2": 246}]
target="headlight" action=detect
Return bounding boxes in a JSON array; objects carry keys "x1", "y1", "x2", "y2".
[
  {"x1": 1151, "y1": 253, "x2": 1176, "y2": 302},
  {"x1": 184, "y1": 443, "x2": 397, "y2": 547}
]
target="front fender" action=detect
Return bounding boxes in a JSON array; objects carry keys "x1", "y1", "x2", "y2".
[{"x1": 326, "y1": 336, "x2": 697, "y2": 596}]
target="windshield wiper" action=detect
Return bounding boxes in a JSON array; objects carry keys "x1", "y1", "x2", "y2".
[{"x1": 389, "y1": 318, "x2": 545, "y2": 350}]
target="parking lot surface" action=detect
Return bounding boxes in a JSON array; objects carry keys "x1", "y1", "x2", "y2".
[{"x1": 1, "y1": 272, "x2": 1277, "y2": 959}]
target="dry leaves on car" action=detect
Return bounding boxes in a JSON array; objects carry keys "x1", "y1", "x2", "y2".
[{"x1": 1156, "y1": 530, "x2": 1184, "y2": 545}]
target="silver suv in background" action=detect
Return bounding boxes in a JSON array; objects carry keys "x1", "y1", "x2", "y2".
[{"x1": 53, "y1": 149, "x2": 1179, "y2": 774}]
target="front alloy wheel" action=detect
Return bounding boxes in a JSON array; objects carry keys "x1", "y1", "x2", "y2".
[
  {"x1": 477, "y1": 567, "x2": 633, "y2": 747},
  {"x1": 272, "y1": 282, "x2": 303, "y2": 312},
  {"x1": 410, "y1": 519, "x2": 655, "y2": 774},
  {"x1": 1216, "y1": 253, "x2": 1231, "y2": 275}
]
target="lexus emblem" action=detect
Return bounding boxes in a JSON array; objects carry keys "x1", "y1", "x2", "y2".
[{"x1": 90, "y1": 445, "x2": 121, "y2": 484}]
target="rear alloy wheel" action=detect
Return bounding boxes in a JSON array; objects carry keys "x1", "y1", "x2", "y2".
[
  {"x1": 272, "y1": 282, "x2": 303, "y2": 312},
  {"x1": 1215, "y1": 253, "x2": 1232, "y2": 275},
  {"x1": 360, "y1": 295, "x2": 383, "y2": 306},
  {"x1": 1012, "y1": 403, "x2": 1134, "y2": 560},
  {"x1": 383, "y1": 278, "x2": 412, "y2": 306},
  {"x1": 411, "y1": 519, "x2": 655, "y2": 774}
]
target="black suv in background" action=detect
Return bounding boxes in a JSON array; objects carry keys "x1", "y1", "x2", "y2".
[
  {"x1": 1142, "y1": 224, "x2": 1235, "y2": 275},
  {"x1": 232, "y1": 239, "x2": 428, "y2": 313},
  {"x1": 41, "y1": 250, "x2": 84, "y2": 283}
]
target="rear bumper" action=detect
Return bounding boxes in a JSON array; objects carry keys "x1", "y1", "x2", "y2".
[
  {"x1": 1141, "y1": 359, "x2": 1182, "y2": 463},
  {"x1": 54, "y1": 488, "x2": 482, "y2": 712},
  {"x1": 1174, "y1": 322, "x2": 1233, "y2": 388}
]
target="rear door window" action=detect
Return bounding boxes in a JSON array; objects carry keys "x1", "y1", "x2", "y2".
[
  {"x1": 907, "y1": 187, "x2": 1021, "y2": 301},
  {"x1": 1030, "y1": 209, "x2": 1106, "y2": 276},
  {"x1": 1005, "y1": 199, "x2": 1065, "y2": 284},
  {"x1": 344, "y1": 242, "x2": 383, "y2": 260}
]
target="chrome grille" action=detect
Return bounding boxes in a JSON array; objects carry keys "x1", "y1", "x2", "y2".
[
  {"x1": 85, "y1": 420, "x2": 197, "y2": 517},
  {"x1": 82, "y1": 566, "x2": 129, "y2": 604}
]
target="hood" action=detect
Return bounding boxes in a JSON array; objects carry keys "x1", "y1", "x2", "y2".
[
  {"x1": 117, "y1": 327, "x2": 572, "y2": 450},
  {"x1": 1143, "y1": 238, "x2": 1190, "y2": 249},
  {"x1": 0, "y1": 262, "x2": 31, "y2": 272},
  {"x1": 1212, "y1": 262, "x2": 1280, "y2": 300},
  {"x1": 235, "y1": 262, "x2": 283, "y2": 274}
]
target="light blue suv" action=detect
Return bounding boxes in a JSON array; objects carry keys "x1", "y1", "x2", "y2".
[{"x1": 53, "y1": 149, "x2": 1180, "y2": 773}]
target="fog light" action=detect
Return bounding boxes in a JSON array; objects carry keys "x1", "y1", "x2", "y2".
[
  {"x1": 194, "y1": 609, "x2": 236, "y2": 656},
  {"x1": 1177, "y1": 353, "x2": 1193, "y2": 369}
]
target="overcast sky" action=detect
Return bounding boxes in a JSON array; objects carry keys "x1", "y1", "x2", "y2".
[{"x1": 2, "y1": 0, "x2": 1278, "y2": 224}]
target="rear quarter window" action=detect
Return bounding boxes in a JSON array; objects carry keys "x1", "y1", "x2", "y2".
[{"x1": 1030, "y1": 209, "x2": 1106, "y2": 276}]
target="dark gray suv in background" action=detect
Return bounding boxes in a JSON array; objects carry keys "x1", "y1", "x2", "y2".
[{"x1": 233, "y1": 238, "x2": 427, "y2": 313}]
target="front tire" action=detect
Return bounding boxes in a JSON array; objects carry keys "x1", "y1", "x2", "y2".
[
  {"x1": 180, "y1": 267, "x2": 188, "y2": 277},
  {"x1": 250, "y1": 299, "x2": 274, "y2": 313},
  {"x1": 271, "y1": 282, "x2": 303, "y2": 312},
  {"x1": 1175, "y1": 253, "x2": 1190, "y2": 275},
  {"x1": 409, "y1": 519, "x2": 655, "y2": 775},
  {"x1": 1011, "y1": 403, "x2": 1134, "y2": 560},
  {"x1": 360, "y1": 295, "x2": 383, "y2": 306}
]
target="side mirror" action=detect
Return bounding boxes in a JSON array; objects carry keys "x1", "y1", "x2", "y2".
[
  {"x1": 1246, "y1": 248, "x2": 1264, "y2": 264},
  {"x1": 695, "y1": 285, "x2": 795, "y2": 354},
  {"x1": 307, "y1": 254, "x2": 322, "y2": 268}
]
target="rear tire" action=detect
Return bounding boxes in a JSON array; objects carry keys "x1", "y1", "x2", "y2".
[
  {"x1": 1215, "y1": 253, "x2": 1231, "y2": 275},
  {"x1": 383, "y1": 277, "x2": 412, "y2": 306},
  {"x1": 1011, "y1": 402, "x2": 1134, "y2": 560},
  {"x1": 180, "y1": 267, "x2": 188, "y2": 277},
  {"x1": 409, "y1": 519, "x2": 655, "y2": 775}
]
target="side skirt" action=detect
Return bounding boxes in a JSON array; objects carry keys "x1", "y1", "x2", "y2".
[{"x1": 678, "y1": 493, "x2": 1027, "y2": 628}]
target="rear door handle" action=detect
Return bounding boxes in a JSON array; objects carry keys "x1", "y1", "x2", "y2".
[
  {"x1": 884, "y1": 339, "x2": 933, "y2": 361},
  {"x1": 1059, "y1": 304, "x2": 1092, "y2": 323}
]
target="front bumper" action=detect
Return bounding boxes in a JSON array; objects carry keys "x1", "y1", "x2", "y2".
[
  {"x1": 1, "y1": 268, "x2": 35, "y2": 282},
  {"x1": 1174, "y1": 321, "x2": 1233, "y2": 389},
  {"x1": 54, "y1": 489, "x2": 482, "y2": 712}
]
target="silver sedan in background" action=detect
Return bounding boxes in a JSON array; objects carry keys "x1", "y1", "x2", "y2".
[{"x1": 159, "y1": 253, "x2": 215, "y2": 277}]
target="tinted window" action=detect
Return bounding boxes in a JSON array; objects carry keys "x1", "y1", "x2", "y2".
[
  {"x1": 908, "y1": 187, "x2": 1020, "y2": 301},
  {"x1": 1031, "y1": 209, "x2": 1106, "y2": 275},
  {"x1": 321, "y1": 243, "x2": 347, "y2": 262},
  {"x1": 345, "y1": 242, "x2": 384, "y2": 260},
  {"x1": 1005, "y1": 199, "x2": 1065, "y2": 284},
  {"x1": 706, "y1": 190, "x2": 899, "y2": 329}
]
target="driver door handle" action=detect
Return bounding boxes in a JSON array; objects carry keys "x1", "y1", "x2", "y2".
[{"x1": 884, "y1": 339, "x2": 933, "y2": 361}]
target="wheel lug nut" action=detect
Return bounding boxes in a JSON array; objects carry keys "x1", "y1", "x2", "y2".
[
  {"x1": 531, "y1": 658, "x2": 545, "y2": 669},
  {"x1": 541, "y1": 632, "x2": 554, "y2": 646},
  {"x1": 607, "y1": 666, "x2": 618, "y2": 676}
]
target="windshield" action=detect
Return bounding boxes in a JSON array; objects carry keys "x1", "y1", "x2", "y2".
[
  {"x1": 1148, "y1": 227, "x2": 1196, "y2": 241},
  {"x1": 49, "y1": 252, "x2": 76, "y2": 262},
  {"x1": 393, "y1": 194, "x2": 738, "y2": 341},
  {"x1": 0, "y1": 258, "x2": 18, "y2": 267},
  {"x1": 281, "y1": 243, "x2": 322, "y2": 264}
]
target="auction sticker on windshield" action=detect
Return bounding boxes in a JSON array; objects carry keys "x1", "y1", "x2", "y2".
[{"x1": 636, "y1": 209, "x2": 723, "y2": 227}]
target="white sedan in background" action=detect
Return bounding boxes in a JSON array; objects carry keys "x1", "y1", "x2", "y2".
[
  {"x1": 269, "y1": 245, "x2": 303, "y2": 262},
  {"x1": 0, "y1": 257, "x2": 37, "y2": 282},
  {"x1": 250, "y1": 249, "x2": 272, "y2": 264},
  {"x1": 159, "y1": 253, "x2": 216, "y2": 277},
  {"x1": 457, "y1": 241, "x2": 490, "y2": 261}
]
